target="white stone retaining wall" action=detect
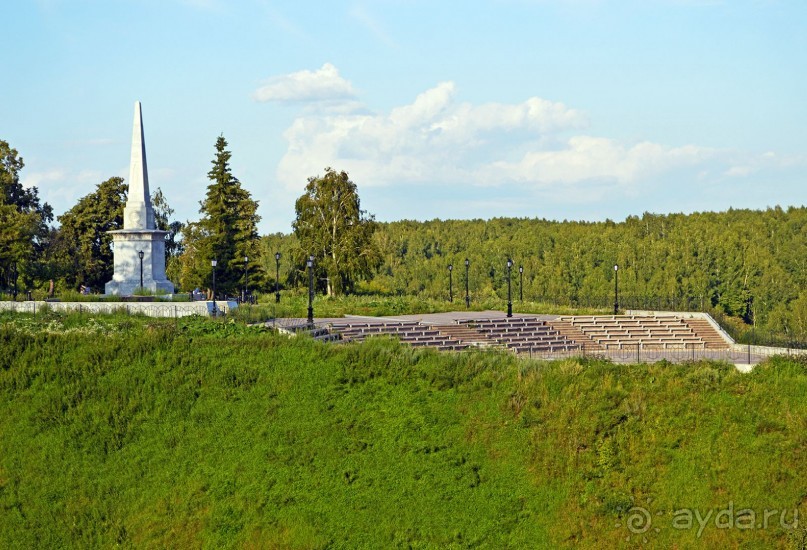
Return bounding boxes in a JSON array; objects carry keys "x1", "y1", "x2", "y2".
[
  {"x1": 0, "y1": 301, "x2": 238, "y2": 318},
  {"x1": 730, "y1": 343, "x2": 807, "y2": 358}
]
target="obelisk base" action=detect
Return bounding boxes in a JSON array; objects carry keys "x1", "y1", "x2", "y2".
[{"x1": 105, "y1": 229, "x2": 175, "y2": 295}]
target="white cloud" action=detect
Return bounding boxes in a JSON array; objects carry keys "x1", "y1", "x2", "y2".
[
  {"x1": 22, "y1": 168, "x2": 105, "y2": 214},
  {"x1": 725, "y1": 165, "x2": 752, "y2": 177},
  {"x1": 253, "y1": 63, "x2": 357, "y2": 104},
  {"x1": 275, "y1": 77, "x2": 689, "y2": 195},
  {"x1": 262, "y1": 6, "x2": 309, "y2": 41},
  {"x1": 350, "y1": 5, "x2": 396, "y2": 48},
  {"x1": 491, "y1": 137, "x2": 712, "y2": 187},
  {"x1": 267, "y1": 65, "x2": 804, "y2": 219},
  {"x1": 21, "y1": 169, "x2": 66, "y2": 190},
  {"x1": 722, "y1": 150, "x2": 807, "y2": 179}
]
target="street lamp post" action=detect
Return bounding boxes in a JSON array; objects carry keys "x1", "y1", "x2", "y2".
[
  {"x1": 243, "y1": 256, "x2": 249, "y2": 303},
  {"x1": 613, "y1": 264, "x2": 619, "y2": 315},
  {"x1": 211, "y1": 259, "x2": 218, "y2": 315},
  {"x1": 464, "y1": 258, "x2": 470, "y2": 308},
  {"x1": 11, "y1": 263, "x2": 17, "y2": 300},
  {"x1": 448, "y1": 264, "x2": 453, "y2": 303},
  {"x1": 275, "y1": 252, "x2": 281, "y2": 303},
  {"x1": 506, "y1": 258, "x2": 513, "y2": 318},
  {"x1": 307, "y1": 255, "x2": 315, "y2": 327},
  {"x1": 519, "y1": 265, "x2": 524, "y2": 301},
  {"x1": 138, "y1": 250, "x2": 144, "y2": 293}
]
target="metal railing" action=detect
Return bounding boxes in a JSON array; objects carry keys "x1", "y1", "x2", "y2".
[{"x1": 515, "y1": 343, "x2": 806, "y2": 365}]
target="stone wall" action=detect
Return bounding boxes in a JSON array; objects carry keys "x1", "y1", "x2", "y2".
[{"x1": 0, "y1": 301, "x2": 238, "y2": 318}]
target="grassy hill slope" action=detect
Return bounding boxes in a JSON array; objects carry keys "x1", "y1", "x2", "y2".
[{"x1": 1, "y1": 314, "x2": 805, "y2": 548}]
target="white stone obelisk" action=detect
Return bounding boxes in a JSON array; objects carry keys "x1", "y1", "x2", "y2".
[{"x1": 105, "y1": 102, "x2": 175, "y2": 295}]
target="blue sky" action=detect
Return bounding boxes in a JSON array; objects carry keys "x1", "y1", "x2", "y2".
[{"x1": 3, "y1": 0, "x2": 806, "y2": 233}]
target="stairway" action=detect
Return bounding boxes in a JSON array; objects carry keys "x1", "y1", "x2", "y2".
[
  {"x1": 548, "y1": 319, "x2": 601, "y2": 352},
  {"x1": 682, "y1": 318, "x2": 731, "y2": 349},
  {"x1": 431, "y1": 324, "x2": 502, "y2": 349}
]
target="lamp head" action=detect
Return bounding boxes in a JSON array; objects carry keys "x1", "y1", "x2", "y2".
[
  {"x1": 211, "y1": 259, "x2": 217, "y2": 267},
  {"x1": 614, "y1": 264, "x2": 618, "y2": 271},
  {"x1": 138, "y1": 250, "x2": 144, "y2": 260},
  {"x1": 275, "y1": 252, "x2": 281, "y2": 261},
  {"x1": 465, "y1": 258, "x2": 469, "y2": 267},
  {"x1": 448, "y1": 264, "x2": 453, "y2": 271},
  {"x1": 519, "y1": 266, "x2": 523, "y2": 273},
  {"x1": 507, "y1": 259, "x2": 513, "y2": 269}
]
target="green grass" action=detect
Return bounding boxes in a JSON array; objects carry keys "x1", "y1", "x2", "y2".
[{"x1": 0, "y1": 314, "x2": 805, "y2": 548}]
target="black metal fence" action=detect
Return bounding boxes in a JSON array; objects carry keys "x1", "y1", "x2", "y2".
[
  {"x1": 708, "y1": 309, "x2": 806, "y2": 350},
  {"x1": 516, "y1": 344, "x2": 805, "y2": 365},
  {"x1": 527, "y1": 293, "x2": 709, "y2": 312}
]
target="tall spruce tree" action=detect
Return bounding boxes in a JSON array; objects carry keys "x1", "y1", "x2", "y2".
[{"x1": 179, "y1": 135, "x2": 260, "y2": 295}]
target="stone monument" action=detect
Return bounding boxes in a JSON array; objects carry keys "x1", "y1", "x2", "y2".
[{"x1": 105, "y1": 102, "x2": 175, "y2": 295}]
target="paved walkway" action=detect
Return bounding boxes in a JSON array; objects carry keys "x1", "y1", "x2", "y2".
[
  {"x1": 270, "y1": 310, "x2": 554, "y2": 327},
  {"x1": 342, "y1": 310, "x2": 559, "y2": 325}
]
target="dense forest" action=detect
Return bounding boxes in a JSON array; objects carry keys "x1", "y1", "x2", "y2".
[
  {"x1": 260, "y1": 207, "x2": 807, "y2": 342},
  {"x1": 4, "y1": 137, "x2": 805, "y2": 341}
]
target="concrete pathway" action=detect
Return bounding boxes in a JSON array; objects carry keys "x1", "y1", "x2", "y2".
[{"x1": 343, "y1": 309, "x2": 559, "y2": 325}]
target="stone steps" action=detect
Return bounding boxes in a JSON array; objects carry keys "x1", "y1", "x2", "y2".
[{"x1": 432, "y1": 324, "x2": 500, "y2": 348}]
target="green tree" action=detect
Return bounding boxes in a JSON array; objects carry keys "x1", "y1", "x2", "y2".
[
  {"x1": 257, "y1": 232, "x2": 299, "y2": 294},
  {"x1": 0, "y1": 140, "x2": 53, "y2": 295},
  {"x1": 293, "y1": 168, "x2": 381, "y2": 296},
  {"x1": 178, "y1": 135, "x2": 261, "y2": 295},
  {"x1": 152, "y1": 187, "x2": 183, "y2": 258},
  {"x1": 53, "y1": 177, "x2": 127, "y2": 290},
  {"x1": 152, "y1": 187, "x2": 184, "y2": 285}
]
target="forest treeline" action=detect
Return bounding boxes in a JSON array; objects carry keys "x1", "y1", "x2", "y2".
[
  {"x1": 4, "y1": 137, "x2": 805, "y2": 340},
  {"x1": 260, "y1": 207, "x2": 807, "y2": 340}
]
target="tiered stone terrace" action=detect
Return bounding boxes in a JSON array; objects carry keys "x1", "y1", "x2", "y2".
[
  {"x1": 330, "y1": 320, "x2": 469, "y2": 351},
  {"x1": 323, "y1": 312, "x2": 732, "y2": 355},
  {"x1": 554, "y1": 315, "x2": 716, "y2": 350},
  {"x1": 457, "y1": 317, "x2": 581, "y2": 354}
]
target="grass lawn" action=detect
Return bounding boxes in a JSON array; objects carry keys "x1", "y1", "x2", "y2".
[{"x1": 0, "y1": 312, "x2": 805, "y2": 548}]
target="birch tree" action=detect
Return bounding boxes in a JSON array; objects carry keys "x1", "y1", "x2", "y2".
[{"x1": 293, "y1": 168, "x2": 381, "y2": 296}]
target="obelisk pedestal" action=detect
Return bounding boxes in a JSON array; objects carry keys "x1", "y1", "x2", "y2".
[{"x1": 105, "y1": 101, "x2": 175, "y2": 295}]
